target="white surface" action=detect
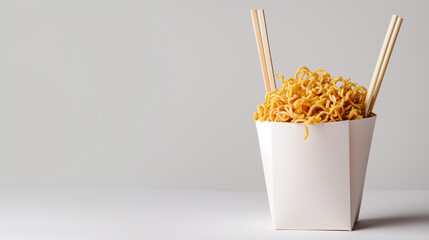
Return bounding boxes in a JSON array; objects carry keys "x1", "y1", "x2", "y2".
[
  {"x1": 0, "y1": 189, "x2": 428, "y2": 239},
  {"x1": 1, "y1": 0, "x2": 429, "y2": 191},
  {"x1": 256, "y1": 117, "x2": 376, "y2": 230}
]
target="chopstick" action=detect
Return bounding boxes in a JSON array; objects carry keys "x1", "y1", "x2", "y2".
[
  {"x1": 363, "y1": 15, "x2": 397, "y2": 117},
  {"x1": 257, "y1": 10, "x2": 276, "y2": 92},
  {"x1": 251, "y1": 9, "x2": 276, "y2": 93},
  {"x1": 364, "y1": 15, "x2": 403, "y2": 117},
  {"x1": 367, "y1": 16, "x2": 403, "y2": 115}
]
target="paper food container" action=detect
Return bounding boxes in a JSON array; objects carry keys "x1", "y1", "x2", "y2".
[{"x1": 255, "y1": 116, "x2": 376, "y2": 231}]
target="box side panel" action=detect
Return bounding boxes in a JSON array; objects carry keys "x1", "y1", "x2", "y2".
[
  {"x1": 255, "y1": 121, "x2": 275, "y2": 223},
  {"x1": 272, "y1": 121, "x2": 351, "y2": 230},
  {"x1": 349, "y1": 116, "x2": 376, "y2": 227}
]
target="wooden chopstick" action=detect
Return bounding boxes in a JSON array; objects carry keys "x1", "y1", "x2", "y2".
[
  {"x1": 251, "y1": 9, "x2": 276, "y2": 93},
  {"x1": 364, "y1": 15, "x2": 398, "y2": 117},
  {"x1": 367, "y1": 16, "x2": 403, "y2": 115},
  {"x1": 257, "y1": 9, "x2": 276, "y2": 91},
  {"x1": 251, "y1": 9, "x2": 271, "y2": 93}
]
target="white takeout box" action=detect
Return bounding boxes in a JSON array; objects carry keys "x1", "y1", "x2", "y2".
[{"x1": 256, "y1": 116, "x2": 376, "y2": 231}]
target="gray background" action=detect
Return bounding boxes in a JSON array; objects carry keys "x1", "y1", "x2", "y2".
[{"x1": 0, "y1": 0, "x2": 427, "y2": 190}]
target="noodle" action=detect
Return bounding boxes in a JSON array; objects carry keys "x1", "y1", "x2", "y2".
[{"x1": 253, "y1": 67, "x2": 367, "y2": 140}]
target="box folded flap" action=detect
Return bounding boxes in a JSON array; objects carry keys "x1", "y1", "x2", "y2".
[{"x1": 349, "y1": 117, "x2": 377, "y2": 226}]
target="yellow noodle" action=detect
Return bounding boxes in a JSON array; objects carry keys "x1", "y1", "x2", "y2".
[{"x1": 254, "y1": 67, "x2": 367, "y2": 140}]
